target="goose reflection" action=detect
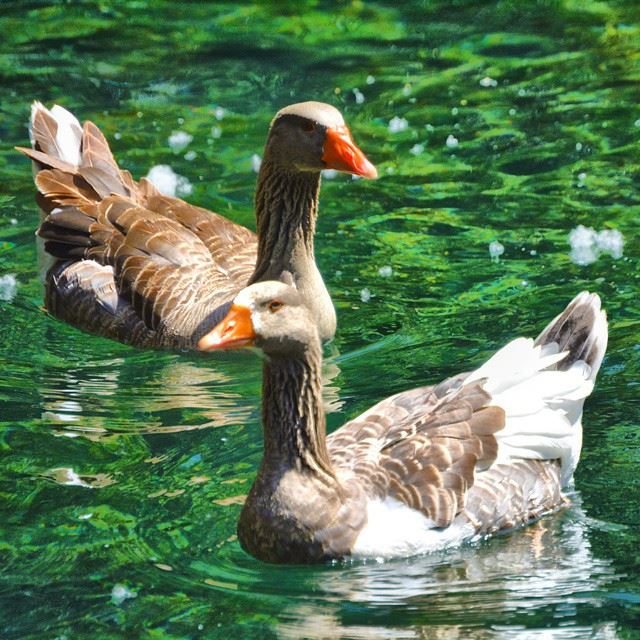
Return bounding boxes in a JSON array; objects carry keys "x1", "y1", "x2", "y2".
[
  {"x1": 275, "y1": 499, "x2": 620, "y2": 639},
  {"x1": 38, "y1": 350, "x2": 343, "y2": 437}
]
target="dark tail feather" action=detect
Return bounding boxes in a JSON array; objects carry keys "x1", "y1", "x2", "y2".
[{"x1": 534, "y1": 291, "x2": 608, "y2": 381}]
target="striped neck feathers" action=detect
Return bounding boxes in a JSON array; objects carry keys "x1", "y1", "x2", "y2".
[
  {"x1": 260, "y1": 339, "x2": 334, "y2": 482},
  {"x1": 251, "y1": 161, "x2": 320, "y2": 283}
]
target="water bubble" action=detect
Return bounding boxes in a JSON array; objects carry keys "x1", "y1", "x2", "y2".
[
  {"x1": 168, "y1": 131, "x2": 193, "y2": 151},
  {"x1": 146, "y1": 165, "x2": 193, "y2": 197},
  {"x1": 360, "y1": 288, "x2": 372, "y2": 303},
  {"x1": 251, "y1": 154, "x2": 262, "y2": 173},
  {"x1": 211, "y1": 126, "x2": 222, "y2": 139},
  {"x1": 111, "y1": 584, "x2": 137, "y2": 606},
  {"x1": 568, "y1": 225, "x2": 624, "y2": 265},
  {"x1": 480, "y1": 76, "x2": 498, "y2": 88},
  {"x1": 214, "y1": 107, "x2": 226, "y2": 121},
  {"x1": 353, "y1": 88, "x2": 365, "y2": 105},
  {"x1": 366, "y1": 75, "x2": 375, "y2": 85},
  {"x1": 596, "y1": 229, "x2": 624, "y2": 259},
  {"x1": 388, "y1": 116, "x2": 409, "y2": 133},
  {"x1": 488, "y1": 241, "x2": 505, "y2": 262},
  {"x1": 0, "y1": 274, "x2": 19, "y2": 302},
  {"x1": 445, "y1": 134, "x2": 459, "y2": 148},
  {"x1": 577, "y1": 172, "x2": 587, "y2": 188}
]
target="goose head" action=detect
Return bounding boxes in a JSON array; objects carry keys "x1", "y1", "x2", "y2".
[
  {"x1": 263, "y1": 101, "x2": 377, "y2": 179},
  {"x1": 198, "y1": 281, "x2": 318, "y2": 357}
]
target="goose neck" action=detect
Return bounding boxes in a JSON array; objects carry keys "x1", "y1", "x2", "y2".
[
  {"x1": 260, "y1": 341, "x2": 334, "y2": 481},
  {"x1": 251, "y1": 162, "x2": 320, "y2": 281}
]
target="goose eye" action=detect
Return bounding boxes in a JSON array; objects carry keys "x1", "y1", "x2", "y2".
[
  {"x1": 301, "y1": 120, "x2": 315, "y2": 133},
  {"x1": 268, "y1": 300, "x2": 284, "y2": 313}
]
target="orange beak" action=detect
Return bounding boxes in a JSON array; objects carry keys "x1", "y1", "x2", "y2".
[
  {"x1": 322, "y1": 125, "x2": 377, "y2": 179},
  {"x1": 197, "y1": 304, "x2": 256, "y2": 351}
]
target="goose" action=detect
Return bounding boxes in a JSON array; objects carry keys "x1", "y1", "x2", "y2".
[
  {"x1": 17, "y1": 101, "x2": 376, "y2": 349},
  {"x1": 198, "y1": 282, "x2": 607, "y2": 564}
]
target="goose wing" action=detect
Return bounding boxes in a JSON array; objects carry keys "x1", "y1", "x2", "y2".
[
  {"x1": 19, "y1": 104, "x2": 257, "y2": 343},
  {"x1": 328, "y1": 375, "x2": 505, "y2": 528}
]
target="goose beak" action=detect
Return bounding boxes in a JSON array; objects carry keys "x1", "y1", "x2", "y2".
[
  {"x1": 198, "y1": 304, "x2": 256, "y2": 351},
  {"x1": 322, "y1": 126, "x2": 377, "y2": 179}
]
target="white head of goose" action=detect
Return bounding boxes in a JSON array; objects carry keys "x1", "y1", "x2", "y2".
[
  {"x1": 17, "y1": 101, "x2": 376, "y2": 349},
  {"x1": 199, "y1": 282, "x2": 607, "y2": 564}
]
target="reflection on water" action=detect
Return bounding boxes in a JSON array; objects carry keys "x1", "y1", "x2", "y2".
[
  {"x1": 38, "y1": 353, "x2": 343, "y2": 437},
  {"x1": 39, "y1": 357, "x2": 254, "y2": 436},
  {"x1": 275, "y1": 501, "x2": 619, "y2": 638}
]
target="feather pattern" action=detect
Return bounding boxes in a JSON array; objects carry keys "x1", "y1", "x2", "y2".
[
  {"x1": 19, "y1": 101, "x2": 366, "y2": 348},
  {"x1": 221, "y1": 283, "x2": 607, "y2": 563}
]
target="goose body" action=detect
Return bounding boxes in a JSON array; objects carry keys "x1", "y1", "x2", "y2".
[
  {"x1": 18, "y1": 102, "x2": 376, "y2": 349},
  {"x1": 199, "y1": 284, "x2": 607, "y2": 563}
]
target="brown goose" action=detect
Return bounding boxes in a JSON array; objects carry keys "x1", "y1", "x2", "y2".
[
  {"x1": 17, "y1": 101, "x2": 376, "y2": 349},
  {"x1": 198, "y1": 282, "x2": 607, "y2": 564}
]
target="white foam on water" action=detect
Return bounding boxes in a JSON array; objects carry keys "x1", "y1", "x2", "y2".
[
  {"x1": 446, "y1": 134, "x2": 459, "y2": 148},
  {"x1": 489, "y1": 241, "x2": 505, "y2": 262},
  {"x1": 0, "y1": 274, "x2": 18, "y2": 302},
  {"x1": 111, "y1": 584, "x2": 137, "y2": 606},
  {"x1": 145, "y1": 164, "x2": 193, "y2": 197},
  {"x1": 388, "y1": 116, "x2": 409, "y2": 133},
  {"x1": 168, "y1": 130, "x2": 193, "y2": 151},
  {"x1": 568, "y1": 225, "x2": 624, "y2": 265},
  {"x1": 251, "y1": 154, "x2": 262, "y2": 173},
  {"x1": 480, "y1": 76, "x2": 498, "y2": 87}
]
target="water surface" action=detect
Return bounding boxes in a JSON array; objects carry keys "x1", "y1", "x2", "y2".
[{"x1": 1, "y1": 1, "x2": 639, "y2": 638}]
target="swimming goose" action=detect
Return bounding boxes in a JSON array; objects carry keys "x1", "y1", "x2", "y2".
[
  {"x1": 17, "y1": 101, "x2": 376, "y2": 349},
  {"x1": 198, "y1": 283, "x2": 607, "y2": 563}
]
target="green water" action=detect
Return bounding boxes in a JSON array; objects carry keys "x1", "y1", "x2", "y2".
[{"x1": 1, "y1": 1, "x2": 639, "y2": 637}]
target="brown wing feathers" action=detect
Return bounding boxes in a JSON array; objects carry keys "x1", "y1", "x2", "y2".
[
  {"x1": 330, "y1": 379, "x2": 506, "y2": 528},
  {"x1": 380, "y1": 383, "x2": 504, "y2": 527}
]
